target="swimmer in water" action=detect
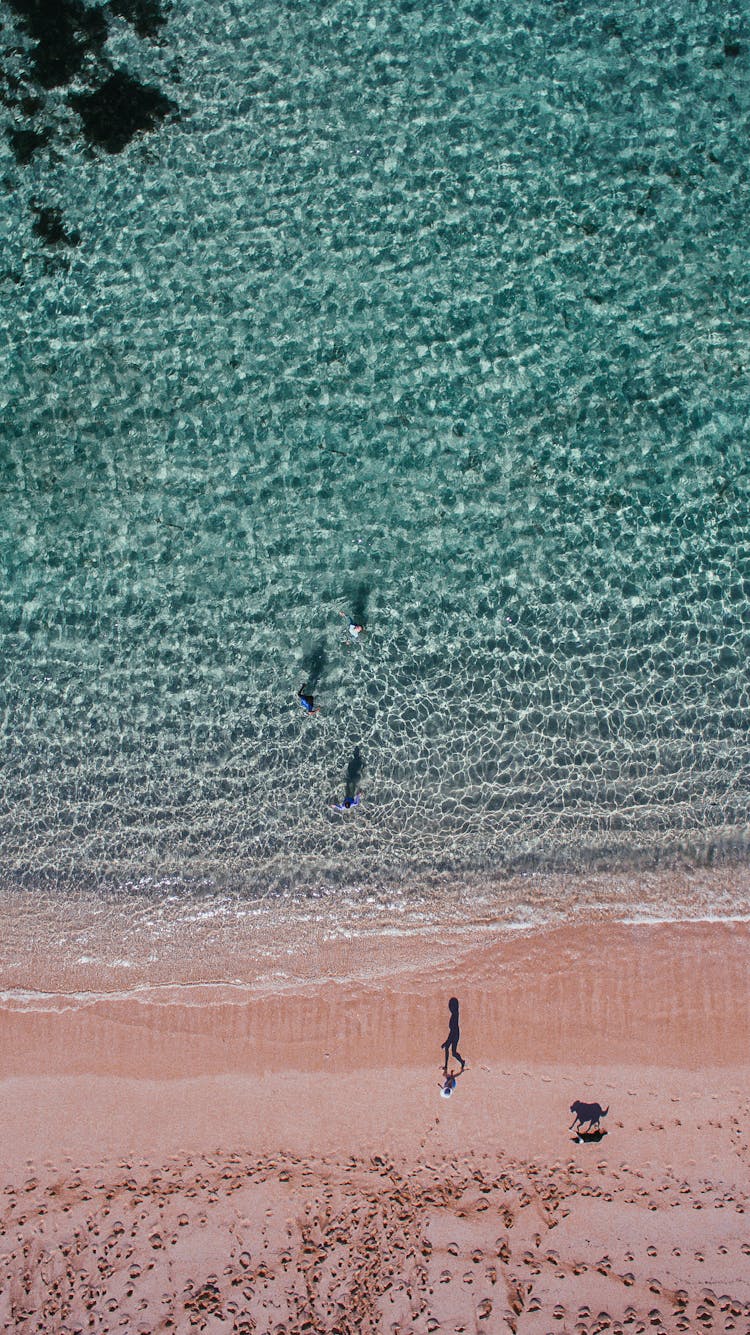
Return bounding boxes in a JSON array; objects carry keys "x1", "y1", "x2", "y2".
[
  {"x1": 333, "y1": 793, "x2": 361, "y2": 812},
  {"x1": 297, "y1": 684, "x2": 320, "y2": 714},
  {"x1": 339, "y1": 611, "x2": 365, "y2": 638}
]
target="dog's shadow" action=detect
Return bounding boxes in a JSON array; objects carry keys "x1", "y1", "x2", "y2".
[{"x1": 572, "y1": 1129, "x2": 608, "y2": 1144}]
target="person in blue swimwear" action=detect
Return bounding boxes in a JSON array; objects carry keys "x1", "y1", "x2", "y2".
[
  {"x1": 297, "y1": 684, "x2": 319, "y2": 714},
  {"x1": 333, "y1": 793, "x2": 361, "y2": 812}
]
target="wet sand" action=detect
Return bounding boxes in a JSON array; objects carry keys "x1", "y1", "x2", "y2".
[{"x1": 2, "y1": 920, "x2": 750, "y2": 1333}]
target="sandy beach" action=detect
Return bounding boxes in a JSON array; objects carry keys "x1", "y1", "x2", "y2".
[{"x1": 2, "y1": 918, "x2": 750, "y2": 1333}]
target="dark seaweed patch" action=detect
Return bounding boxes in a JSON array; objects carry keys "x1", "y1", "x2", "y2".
[
  {"x1": 724, "y1": 40, "x2": 742, "y2": 58},
  {"x1": 30, "y1": 201, "x2": 80, "y2": 246},
  {"x1": 4, "y1": 0, "x2": 107, "y2": 88},
  {"x1": 108, "y1": 0, "x2": 168, "y2": 40},
  {"x1": 8, "y1": 125, "x2": 50, "y2": 163},
  {"x1": 1, "y1": 0, "x2": 178, "y2": 176},
  {"x1": 70, "y1": 71, "x2": 175, "y2": 153}
]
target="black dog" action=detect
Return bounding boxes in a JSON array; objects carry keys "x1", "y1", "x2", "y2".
[{"x1": 569, "y1": 1100, "x2": 609, "y2": 1133}]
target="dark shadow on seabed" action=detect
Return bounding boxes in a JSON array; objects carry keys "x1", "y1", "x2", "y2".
[
  {"x1": 348, "y1": 582, "x2": 370, "y2": 629},
  {"x1": 303, "y1": 641, "x2": 327, "y2": 692},
  {"x1": 345, "y1": 746, "x2": 363, "y2": 800}
]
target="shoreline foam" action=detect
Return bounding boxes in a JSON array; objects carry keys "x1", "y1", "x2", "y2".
[{"x1": 2, "y1": 862, "x2": 750, "y2": 1001}]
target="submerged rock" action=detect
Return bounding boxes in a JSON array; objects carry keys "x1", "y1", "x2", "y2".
[{"x1": 70, "y1": 71, "x2": 175, "y2": 153}]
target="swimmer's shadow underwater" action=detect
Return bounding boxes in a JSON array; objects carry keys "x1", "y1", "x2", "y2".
[
  {"x1": 301, "y1": 640, "x2": 327, "y2": 693},
  {"x1": 330, "y1": 745, "x2": 364, "y2": 815},
  {"x1": 348, "y1": 581, "x2": 370, "y2": 630}
]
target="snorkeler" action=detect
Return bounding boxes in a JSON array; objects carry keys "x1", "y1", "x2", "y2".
[{"x1": 297, "y1": 684, "x2": 320, "y2": 714}]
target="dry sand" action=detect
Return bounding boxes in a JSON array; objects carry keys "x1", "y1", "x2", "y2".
[{"x1": 2, "y1": 919, "x2": 750, "y2": 1333}]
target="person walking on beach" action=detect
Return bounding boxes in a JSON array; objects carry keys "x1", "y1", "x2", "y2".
[
  {"x1": 297, "y1": 684, "x2": 320, "y2": 714},
  {"x1": 439, "y1": 1066, "x2": 466, "y2": 1097},
  {"x1": 441, "y1": 996, "x2": 465, "y2": 1073}
]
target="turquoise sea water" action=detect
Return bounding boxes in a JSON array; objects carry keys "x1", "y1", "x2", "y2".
[{"x1": 1, "y1": 0, "x2": 749, "y2": 919}]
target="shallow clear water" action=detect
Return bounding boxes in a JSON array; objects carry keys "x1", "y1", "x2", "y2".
[{"x1": 1, "y1": 0, "x2": 749, "y2": 912}]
